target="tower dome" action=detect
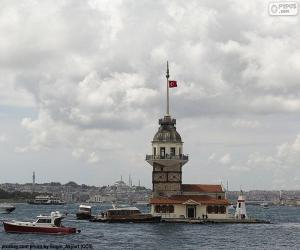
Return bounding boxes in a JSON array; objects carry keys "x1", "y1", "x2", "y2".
[{"x1": 153, "y1": 116, "x2": 182, "y2": 143}]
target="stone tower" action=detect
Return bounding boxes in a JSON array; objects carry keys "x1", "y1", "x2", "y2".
[{"x1": 146, "y1": 62, "x2": 188, "y2": 197}]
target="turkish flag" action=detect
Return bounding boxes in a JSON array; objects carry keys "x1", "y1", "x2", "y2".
[{"x1": 169, "y1": 80, "x2": 177, "y2": 88}]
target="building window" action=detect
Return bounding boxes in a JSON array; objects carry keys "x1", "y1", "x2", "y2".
[
  {"x1": 219, "y1": 206, "x2": 226, "y2": 214},
  {"x1": 214, "y1": 206, "x2": 219, "y2": 214},
  {"x1": 170, "y1": 147, "x2": 176, "y2": 157},
  {"x1": 207, "y1": 205, "x2": 227, "y2": 214},
  {"x1": 153, "y1": 147, "x2": 156, "y2": 156},
  {"x1": 155, "y1": 205, "x2": 174, "y2": 213},
  {"x1": 218, "y1": 195, "x2": 221, "y2": 199},
  {"x1": 207, "y1": 206, "x2": 213, "y2": 214}
]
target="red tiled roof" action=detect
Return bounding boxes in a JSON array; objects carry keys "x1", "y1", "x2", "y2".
[
  {"x1": 181, "y1": 184, "x2": 223, "y2": 193},
  {"x1": 150, "y1": 195, "x2": 230, "y2": 205}
]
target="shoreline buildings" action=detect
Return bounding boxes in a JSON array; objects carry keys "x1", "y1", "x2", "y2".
[{"x1": 146, "y1": 62, "x2": 230, "y2": 219}]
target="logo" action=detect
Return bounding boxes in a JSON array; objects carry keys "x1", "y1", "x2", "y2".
[{"x1": 269, "y1": 2, "x2": 298, "y2": 16}]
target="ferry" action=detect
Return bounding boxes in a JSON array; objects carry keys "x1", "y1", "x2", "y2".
[
  {"x1": 3, "y1": 211, "x2": 79, "y2": 235},
  {"x1": 76, "y1": 204, "x2": 92, "y2": 220},
  {"x1": 0, "y1": 204, "x2": 16, "y2": 214},
  {"x1": 28, "y1": 195, "x2": 65, "y2": 205},
  {"x1": 90, "y1": 206, "x2": 161, "y2": 223}
]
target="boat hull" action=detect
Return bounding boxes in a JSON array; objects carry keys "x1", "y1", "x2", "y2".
[
  {"x1": 3, "y1": 222, "x2": 76, "y2": 235},
  {"x1": 76, "y1": 212, "x2": 92, "y2": 220},
  {"x1": 28, "y1": 202, "x2": 65, "y2": 205},
  {"x1": 91, "y1": 215, "x2": 161, "y2": 223}
]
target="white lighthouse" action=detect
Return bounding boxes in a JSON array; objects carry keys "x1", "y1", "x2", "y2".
[{"x1": 235, "y1": 191, "x2": 248, "y2": 219}]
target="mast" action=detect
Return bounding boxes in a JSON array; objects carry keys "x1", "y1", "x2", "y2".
[{"x1": 166, "y1": 61, "x2": 170, "y2": 116}]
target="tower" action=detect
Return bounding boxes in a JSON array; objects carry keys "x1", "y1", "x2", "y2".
[{"x1": 146, "y1": 62, "x2": 188, "y2": 197}]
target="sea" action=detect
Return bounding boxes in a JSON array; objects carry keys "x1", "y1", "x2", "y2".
[{"x1": 0, "y1": 203, "x2": 299, "y2": 250}]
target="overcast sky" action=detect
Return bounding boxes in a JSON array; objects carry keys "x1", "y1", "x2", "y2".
[{"x1": 0, "y1": 0, "x2": 300, "y2": 190}]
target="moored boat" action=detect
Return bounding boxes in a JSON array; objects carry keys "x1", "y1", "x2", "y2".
[
  {"x1": 3, "y1": 211, "x2": 79, "y2": 235},
  {"x1": 0, "y1": 204, "x2": 16, "y2": 214},
  {"x1": 76, "y1": 204, "x2": 92, "y2": 220},
  {"x1": 90, "y1": 206, "x2": 161, "y2": 223}
]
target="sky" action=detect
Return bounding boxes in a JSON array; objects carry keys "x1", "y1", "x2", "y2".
[{"x1": 0, "y1": 0, "x2": 300, "y2": 190}]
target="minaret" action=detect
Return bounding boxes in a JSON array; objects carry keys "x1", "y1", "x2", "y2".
[
  {"x1": 32, "y1": 171, "x2": 35, "y2": 193},
  {"x1": 146, "y1": 62, "x2": 189, "y2": 197}
]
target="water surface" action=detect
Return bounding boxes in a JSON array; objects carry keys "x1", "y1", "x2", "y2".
[{"x1": 0, "y1": 203, "x2": 299, "y2": 249}]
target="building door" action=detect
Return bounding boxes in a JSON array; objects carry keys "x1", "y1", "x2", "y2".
[{"x1": 187, "y1": 205, "x2": 196, "y2": 218}]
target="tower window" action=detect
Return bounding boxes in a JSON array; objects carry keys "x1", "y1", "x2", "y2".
[
  {"x1": 170, "y1": 147, "x2": 176, "y2": 157},
  {"x1": 160, "y1": 147, "x2": 165, "y2": 158},
  {"x1": 153, "y1": 147, "x2": 156, "y2": 156}
]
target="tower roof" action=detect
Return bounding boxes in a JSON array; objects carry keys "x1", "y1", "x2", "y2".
[{"x1": 152, "y1": 115, "x2": 182, "y2": 143}]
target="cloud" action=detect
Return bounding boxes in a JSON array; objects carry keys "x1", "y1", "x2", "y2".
[
  {"x1": 241, "y1": 135, "x2": 300, "y2": 189},
  {"x1": 219, "y1": 154, "x2": 231, "y2": 165},
  {"x1": 208, "y1": 153, "x2": 216, "y2": 161},
  {"x1": 232, "y1": 119, "x2": 260, "y2": 129},
  {"x1": 0, "y1": 134, "x2": 7, "y2": 142},
  {"x1": 230, "y1": 165, "x2": 250, "y2": 172},
  {"x1": 1, "y1": 0, "x2": 300, "y2": 188}
]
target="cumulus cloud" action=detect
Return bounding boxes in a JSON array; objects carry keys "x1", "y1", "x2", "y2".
[
  {"x1": 1, "y1": 0, "x2": 300, "y2": 187},
  {"x1": 208, "y1": 153, "x2": 216, "y2": 161},
  {"x1": 219, "y1": 154, "x2": 231, "y2": 165},
  {"x1": 239, "y1": 135, "x2": 300, "y2": 189},
  {"x1": 232, "y1": 119, "x2": 260, "y2": 129},
  {"x1": 276, "y1": 135, "x2": 300, "y2": 166},
  {"x1": 230, "y1": 165, "x2": 250, "y2": 172},
  {"x1": 0, "y1": 134, "x2": 7, "y2": 142}
]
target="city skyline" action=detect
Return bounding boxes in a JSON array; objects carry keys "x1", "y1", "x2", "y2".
[{"x1": 1, "y1": 1, "x2": 300, "y2": 190}]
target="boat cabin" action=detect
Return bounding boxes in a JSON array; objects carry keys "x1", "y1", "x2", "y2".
[
  {"x1": 34, "y1": 211, "x2": 64, "y2": 226},
  {"x1": 106, "y1": 207, "x2": 141, "y2": 217},
  {"x1": 78, "y1": 205, "x2": 92, "y2": 213}
]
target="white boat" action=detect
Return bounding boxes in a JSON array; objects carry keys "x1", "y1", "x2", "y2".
[
  {"x1": 260, "y1": 202, "x2": 269, "y2": 208},
  {"x1": 28, "y1": 195, "x2": 65, "y2": 205},
  {"x1": 0, "y1": 204, "x2": 16, "y2": 214}
]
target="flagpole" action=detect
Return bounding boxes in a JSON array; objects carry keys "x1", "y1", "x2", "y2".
[{"x1": 166, "y1": 61, "x2": 170, "y2": 116}]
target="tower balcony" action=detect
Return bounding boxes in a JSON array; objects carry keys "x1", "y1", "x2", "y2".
[{"x1": 146, "y1": 154, "x2": 189, "y2": 167}]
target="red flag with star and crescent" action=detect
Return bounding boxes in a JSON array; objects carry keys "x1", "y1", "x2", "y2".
[{"x1": 168, "y1": 80, "x2": 177, "y2": 88}]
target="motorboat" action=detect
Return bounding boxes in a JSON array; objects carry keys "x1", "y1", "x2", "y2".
[
  {"x1": 0, "y1": 203, "x2": 16, "y2": 214},
  {"x1": 3, "y1": 211, "x2": 79, "y2": 235},
  {"x1": 90, "y1": 206, "x2": 161, "y2": 223},
  {"x1": 28, "y1": 195, "x2": 65, "y2": 205},
  {"x1": 76, "y1": 204, "x2": 92, "y2": 220}
]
